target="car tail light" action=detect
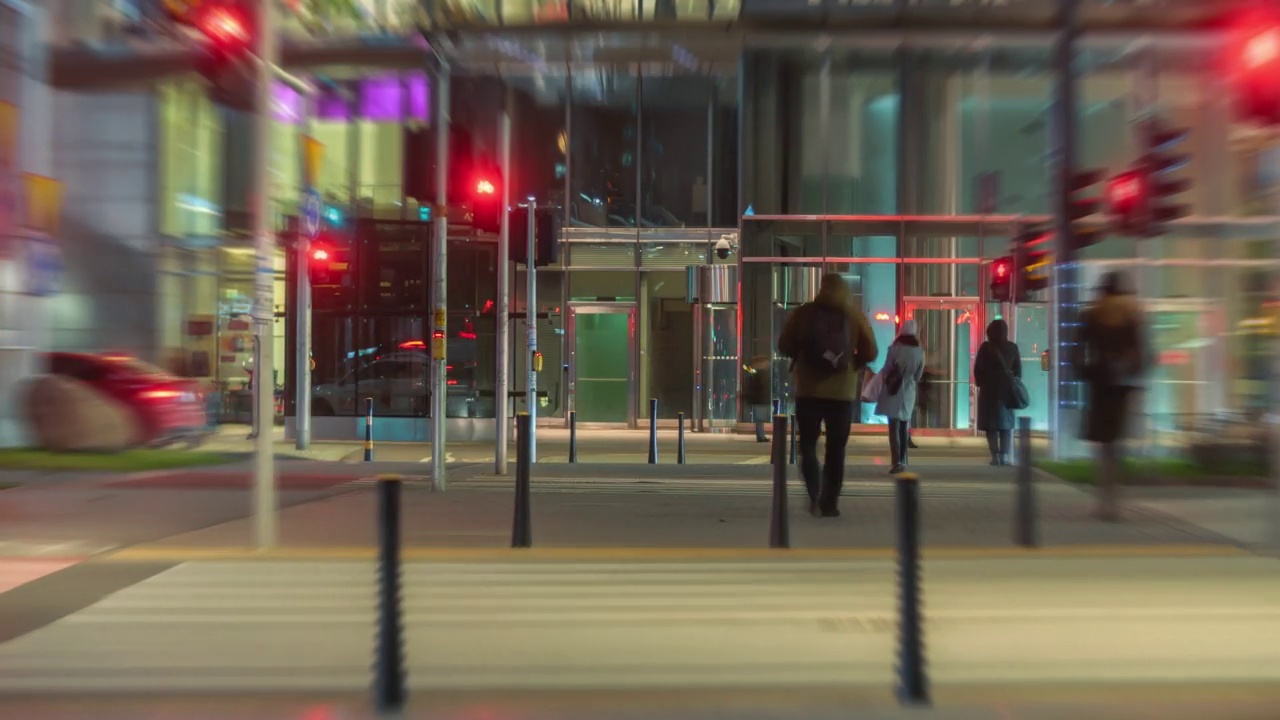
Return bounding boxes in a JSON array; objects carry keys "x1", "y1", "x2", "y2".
[{"x1": 140, "y1": 389, "x2": 181, "y2": 401}]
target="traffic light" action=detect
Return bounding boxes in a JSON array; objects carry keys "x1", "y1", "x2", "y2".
[
  {"x1": 1105, "y1": 170, "x2": 1149, "y2": 234},
  {"x1": 989, "y1": 256, "x2": 1013, "y2": 303},
  {"x1": 470, "y1": 173, "x2": 503, "y2": 233},
  {"x1": 509, "y1": 206, "x2": 563, "y2": 267},
  {"x1": 1140, "y1": 118, "x2": 1191, "y2": 237},
  {"x1": 1067, "y1": 168, "x2": 1106, "y2": 250},
  {"x1": 193, "y1": 2, "x2": 252, "y2": 64},
  {"x1": 1012, "y1": 224, "x2": 1053, "y2": 302},
  {"x1": 1228, "y1": 10, "x2": 1280, "y2": 124}
]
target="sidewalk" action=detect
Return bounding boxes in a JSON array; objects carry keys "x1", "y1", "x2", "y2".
[
  {"x1": 200, "y1": 424, "x2": 1035, "y2": 465},
  {"x1": 116, "y1": 464, "x2": 1234, "y2": 554}
]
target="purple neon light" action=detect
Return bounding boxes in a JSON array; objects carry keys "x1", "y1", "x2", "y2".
[{"x1": 270, "y1": 74, "x2": 430, "y2": 124}]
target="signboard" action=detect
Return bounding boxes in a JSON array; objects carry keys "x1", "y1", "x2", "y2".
[
  {"x1": 253, "y1": 259, "x2": 273, "y2": 324},
  {"x1": 300, "y1": 189, "x2": 322, "y2": 239}
]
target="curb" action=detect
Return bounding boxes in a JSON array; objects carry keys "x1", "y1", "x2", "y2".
[{"x1": 96, "y1": 544, "x2": 1249, "y2": 563}]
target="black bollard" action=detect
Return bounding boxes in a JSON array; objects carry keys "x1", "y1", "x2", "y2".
[
  {"x1": 364, "y1": 397, "x2": 374, "y2": 462},
  {"x1": 512, "y1": 412, "x2": 533, "y2": 548},
  {"x1": 647, "y1": 398, "x2": 659, "y2": 464},
  {"x1": 895, "y1": 472, "x2": 929, "y2": 705},
  {"x1": 677, "y1": 412, "x2": 687, "y2": 465},
  {"x1": 789, "y1": 413, "x2": 797, "y2": 465},
  {"x1": 1014, "y1": 416, "x2": 1038, "y2": 548},
  {"x1": 769, "y1": 414, "x2": 790, "y2": 549},
  {"x1": 373, "y1": 474, "x2": 406, "y2": 713},
  {"x1": 568, "y1": 410, "x2": 578, "y2": 463}
]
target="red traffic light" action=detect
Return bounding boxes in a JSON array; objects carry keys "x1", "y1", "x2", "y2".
[
  {"x1": 194, "y1": 3, "x2": 251, "y2": 52},
  {"x1": 993, "y1": 259, "x2": 1010, "y2": 278},
  {"x1": 1244, "y1": 27, "x2": 1280, "y2": 70},
  {"x1": 311, "y1": 247, "x2": 330, "y2": 262},
  {"x1": 475, "y1": 178, "x2": 496, "y2": 195},
  {"x1": 1106, "y1": 171, "x2": 1146, "y2": 215}
]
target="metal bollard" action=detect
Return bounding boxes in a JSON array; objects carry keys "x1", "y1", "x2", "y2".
[
  {"x1": 647, "y1": 398, "x2": 659, "y2": 464},
  {"x1": 364, "y1": 397, "x2": 374, "y2": 462},
  {"x1": 789, "y1": 413, "x2": 797, "y2": 465},
  {"x1": 568, "y1": 410, "x2": 578, "y2": 464},
  {"x1": 894, "y1": 472, "x2": 929, "y2": 705},
  {"x1": 769, "y1": 414, "x2": 790, "y2": 549},
  {"x1": 677, "y1": 412, "x2": 687, "y2": 465},
  {"x1": 1014, "y1": 416, "x2": 1038, "y2": 548},
  {"x1": 373, "y1": 474, "x2": 406, "y2": 713},
  {"x1": 512, "y1": 412, "x2": 533, "y2": 548}
]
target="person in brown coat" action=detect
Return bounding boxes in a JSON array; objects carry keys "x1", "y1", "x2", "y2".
[
  {"x1": 1072, "y1": 271, "x2": 1151, "y2": 521},
  {"x1": 777, "y1": 274, "x2": 878, "y2": 517}
]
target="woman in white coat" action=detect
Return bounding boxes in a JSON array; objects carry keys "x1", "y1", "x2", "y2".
[{"x1": 875, "y1": 320, "x2": 926, "y2": 474}]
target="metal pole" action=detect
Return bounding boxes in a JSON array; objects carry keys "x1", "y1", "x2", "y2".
[
  {"x1": 293, "y1": 255, "x2": 312, "y2": 450},
  {"x1": 250, "y1": 0, "x2": 279, "y2": 549},
  {"x1": 372, "y1": 474, "x2": 406, "y2": 713},
  {"x1": 769, "y1": 414, "x2": 790, "y2": 549},
  {"x1": 568, "y1": 410, "x2": 578, "y2": 463},
  {"x1": 677, "y1": 412, "x2": 686, "y2": 465},
  {"x1": 1015, "y1": 415, "x2": 1038, "y2": 547},
  {"x1": 648, "y1": 398, "x2": 658, "y2": 464},
  {"x1": 1049, "y1": 0, "x2": 1081, "y2": 461},
  {"x1": 895, "y1": 472, "x2": 929, "y2": 705},
  {"x1": 364, "y1": 397, "x2": 374, "y2": 462},
  {"x1": 512, "y1": 412, "x2": 532, "y2": 548},
  {"x1": 431, "y1": 62, "x2": 450, "y2": 489},
  {"x1": 495, "y1": 87, "x2": 513, "y2": 475},
  {"x1": 789, "y1": 413, "x2": 797, "y2": 465},
  {"x1": 526, "y1": 199, "x2": 538, "y2": 463}
]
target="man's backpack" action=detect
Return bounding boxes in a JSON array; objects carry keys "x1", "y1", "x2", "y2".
[{"x1": 799, "y1": 304, "x2": 853, "y2": 378}]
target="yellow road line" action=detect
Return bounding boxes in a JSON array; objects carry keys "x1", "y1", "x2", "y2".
[{"x1": 98, "y1": 544, "x2": 1248, "y2": 563}]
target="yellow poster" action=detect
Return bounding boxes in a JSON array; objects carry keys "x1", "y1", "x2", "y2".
[
  {"x1": 21, "y1": 174, "x2": 63, "y2": 237},
  {"x1": 301, "y1": 135, "x2": 324, "y2": 189},
  {"x1": 0, "y1": 102, "x2": 17, "y2": 169}
]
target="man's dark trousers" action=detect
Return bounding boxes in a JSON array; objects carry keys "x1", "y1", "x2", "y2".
[{"x1": 795, "y1": 396, "x2": 854, "y2": 512}]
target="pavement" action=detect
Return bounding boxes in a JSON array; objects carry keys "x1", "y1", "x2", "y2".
[{"x1": 195, "y1": 424, "x2": 1026, "y2": 465}]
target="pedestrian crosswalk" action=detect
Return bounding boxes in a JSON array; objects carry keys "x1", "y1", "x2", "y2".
[{"x1": 0, "y1": 556, "x2": 1276, "y2": 693}]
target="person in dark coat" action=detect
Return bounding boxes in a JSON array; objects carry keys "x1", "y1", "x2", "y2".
[
  {"x1": 973, "y1": 318, "x2": 1021, "y2": 466},
  {"x1": 1071, "y1": 271, "x2": 1151, "y2": 521},
  {"x1": 743, "y1": 355, "x2": 771, "y2": 443}
]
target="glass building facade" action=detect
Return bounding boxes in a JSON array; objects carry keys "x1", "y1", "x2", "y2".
[{"x1": 143, "y1": 15, "x2": 1280, "y2": 448}]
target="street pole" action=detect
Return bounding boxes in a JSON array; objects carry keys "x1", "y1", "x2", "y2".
[
  {"x1": 526, "y1": 198, "x2": 538, "y2": 463},
  {"x1": 250, "y1": 0, "x2": 279, "y2": 547},
  {"x1": 1049, "y1": 0, "x2": 1081, "y2": 461},
  {"x1": 430, "y1": 61, "x2": 450, "y2": 489},
  {"x1": 495, "y1": 89, "x2": 512, "y2": 474},
  {"x1": 294, "y1": 223, "x2": 311, "y2": 450}
]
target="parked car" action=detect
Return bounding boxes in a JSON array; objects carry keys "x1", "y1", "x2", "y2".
[
  {"x1": 311, "y1": 351, "x2": 486, "y2": 418},
  {"x1": 44, "y1": 352, "x2": 209, "y2": 448}
]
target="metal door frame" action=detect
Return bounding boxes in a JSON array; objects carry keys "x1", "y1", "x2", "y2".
[
  {"x1": 901, "y1": 296, "x2": 984, "y2": 436},
  {"x1": 567, "y1": 302, "x2": 638, "y2": 429}
]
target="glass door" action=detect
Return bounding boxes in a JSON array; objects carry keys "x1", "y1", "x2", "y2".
[
  {"x1": 568, "y1": 304, "x2": 636, "y2": 426},
  {"x1": 1144, "y1": 299, "x2": 1222, "y2": 448},
  {"x1": 903, "y1": 297, "x2": 982, "y2": 433},
  {"x1": 701, "y1": 304, "x2": 738, "y2": 429}
]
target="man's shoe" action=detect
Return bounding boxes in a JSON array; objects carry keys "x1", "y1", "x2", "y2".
[
  {"x1": 820, "y1": 506, "x2": 841, "y2": 518},
  {"x1": 889, "y1": 464, "x2": 905, "y2": 475},
  {"x1": 908, "y1": 440, "x2": 919, "y2": 449}
]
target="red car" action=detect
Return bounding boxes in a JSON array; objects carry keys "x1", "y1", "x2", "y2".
[{"x1": 45, "y1": 352, "x2": 209, "y2": 448}]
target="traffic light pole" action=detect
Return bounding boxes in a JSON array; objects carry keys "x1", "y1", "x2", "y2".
[
  {"x1": 495, "y1": 89, "x2": 512, "y2": 475},
  {"x1": 431, "y1": 62, "x2": 450, "y2": 489},
  {"x1": 1049, "y1": 0, "x2": 1081, "y2": 461},
  {"x1": 526, "y1": 199, "x2": 538, "y2": 463},
  {"x1": 294, "y1": 227, "x2": 312, "y2": 451},
  {"x1": 250, "y1": 0, "x2": 279, "y2": 547}
]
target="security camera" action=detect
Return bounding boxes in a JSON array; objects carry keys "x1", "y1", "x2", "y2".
[{"x1": 715, "y1": 234, "x2": 737, "y2": 260}]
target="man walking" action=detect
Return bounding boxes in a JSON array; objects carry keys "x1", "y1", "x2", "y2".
[
  {"x1": 1072, "y1": 271, "x2": 1151, "y2": 521},
  {"x1": 777, "y1": 273, "x2": 877, "y2": 517}
]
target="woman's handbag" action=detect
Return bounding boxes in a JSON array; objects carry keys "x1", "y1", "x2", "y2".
[{"x1": 860, "y1": 368, "x2": 884, "y2": 403}]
